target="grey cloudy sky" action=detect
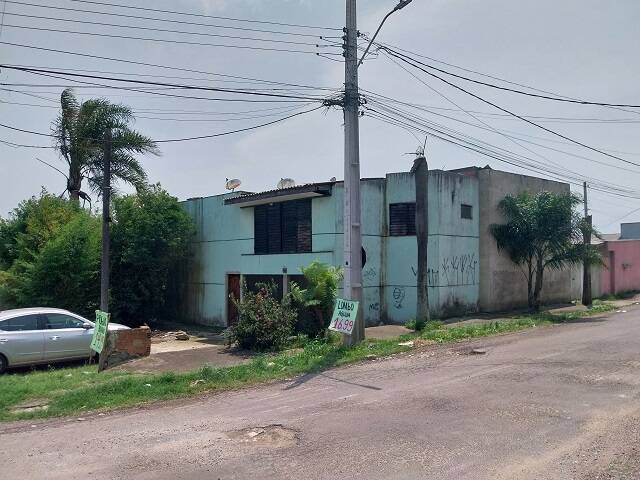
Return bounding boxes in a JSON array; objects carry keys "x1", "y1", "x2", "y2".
[{"x1": 1, "y1": 0, "x2": 639, "y2": 231}]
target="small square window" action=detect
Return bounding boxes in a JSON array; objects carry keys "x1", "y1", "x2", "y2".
[
  {"x1": 389, "y1": 203, "x2": 416, "y2": 236},
  {"x1": 461, "y1": 204, "x2": 473, "y2": 220}
]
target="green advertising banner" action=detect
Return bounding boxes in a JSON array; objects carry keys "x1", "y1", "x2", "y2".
[
  {"x1": 90, "y1": 310, "x2": 110, "y2": 354},
  {"x1": 329, "y1": 298, "x2": 359, "y2": 335}
]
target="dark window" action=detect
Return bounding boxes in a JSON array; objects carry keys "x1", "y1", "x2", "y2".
[
  {"x1": 0, "y1": 314, "x2": 40, "y2": 331},
  {"x1": 254, "y1": 199, "x2": 312, "y2": 254},
  {"x1": 389, "y1": 202, "x2": 416, "y2": 236},
  {"x1": 461, "y1": 204, "x2": 473, "y2": 220},
  {"x1": 45, "y1": 313, "x2": 86, "y2": 329}
]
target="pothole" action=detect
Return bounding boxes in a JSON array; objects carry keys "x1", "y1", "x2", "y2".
[
  {"x1": 10, "y1": 398, "x2": 49, "y2": 415},
  {"x1": 226, "y1": 424, "x2": 298, "y2": 448}
]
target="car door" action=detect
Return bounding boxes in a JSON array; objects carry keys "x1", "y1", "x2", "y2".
[
  {"x1": 43, "y1": 313, "x2": 93, "y2": 361},
  {"x1": 0, "y1": 314, "x2": 45, "y2": 366}
]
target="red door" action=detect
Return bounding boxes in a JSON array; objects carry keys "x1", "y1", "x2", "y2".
[{"x1": 227, "y1": 274, "x2": 241, "y2": 326}]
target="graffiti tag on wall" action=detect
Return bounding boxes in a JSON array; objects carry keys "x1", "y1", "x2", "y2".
[
  {"x1": 393, "y1": 287, "x2": 406, "y2": 309},
  {"x1": 411, "y1": 252, "x2": 478, "y2": 287}
]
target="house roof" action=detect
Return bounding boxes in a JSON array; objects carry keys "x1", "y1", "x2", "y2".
[
  {"x1": 224, "y1": 181, "x2": 335, "y2": 207},
  {"x1": 592, "y1": 233, "x2": 621, "y2": 244}
]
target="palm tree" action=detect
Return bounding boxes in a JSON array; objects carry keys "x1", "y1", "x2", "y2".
[
  {"x1": 490, "y1": 191, "x2": 602, "y2": 311},
  {"x1": 52, "y1": 88, "x2": 159, "y2": 203}
]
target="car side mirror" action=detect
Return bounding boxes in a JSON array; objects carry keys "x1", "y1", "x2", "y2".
[{"x1": 82, "y1": 323, "x2": 92, "y2": 330}]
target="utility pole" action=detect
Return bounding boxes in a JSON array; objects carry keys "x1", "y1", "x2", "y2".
[
  {"x1": 582, "y1": 181, "x2": 593, "y2": 306},
  {"x1": 100, "y1": 129, "x2": 112, "y2": 313},
  {"x1": 342, "y1": 0, "x2": 364, "y2": 345},
  {"x1": 412, "y1": 153, "x2": 430, "y2": 324},
  {"x1": 341, "y1": 0, "x2": 413, "y2": 346}
]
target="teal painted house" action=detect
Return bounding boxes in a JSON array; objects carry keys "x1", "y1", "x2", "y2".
[{"x1": 178, "y1": 168, "x2": 479, "y2": 327}]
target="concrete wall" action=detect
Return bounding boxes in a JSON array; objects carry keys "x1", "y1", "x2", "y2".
[
  {"x1": 178, "y1": 168, "x2": 479, "y2": 327},
  {"x1": 599, "y1": 240, "x2": 640, "y2": 295},
  {"x1": 383, "y1": 171, "x2": 479, "y2": 323},
  {"x1": 456, "y1": 167, "x2": 572, "y2": 312}
]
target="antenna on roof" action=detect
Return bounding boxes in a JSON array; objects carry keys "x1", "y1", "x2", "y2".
[
  {"x1": 225, "y1": 178, "x2": 242, "y2": 192},
  {"x1": 277, "y1": 178, "x2": 296, "y2": 189}
]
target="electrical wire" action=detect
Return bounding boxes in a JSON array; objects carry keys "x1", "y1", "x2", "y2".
[
  {"x1": 6, "y1": 68, "x2": 325, "y2": 104},
  {"x1": 0, "y1": 9, "x2": 324, "y2": 39},
  {"x1": 364, "y1": 105, "x2": 640, "y2": 199},
  {"x1": 68, "y1": 0, "x2": 341, "y2": 31},
  {"x1": 382, "y1": 48, "x2": 640, "y2": 170},
  {"x1": 1, "y1": 23, "x2": 335, "y2": 55},
  {"x1": 0, "y1": 105, "x2": 325, "y2": 144},
  {"x1": 376, "y1": 42, "x2": 640, "y2": 109},
  {"x1": 0, "y1": 138, "x2": 53, "y2": 148},
  {"x1": 0, "y1": 41, "x2": 333, "y2": 90}
]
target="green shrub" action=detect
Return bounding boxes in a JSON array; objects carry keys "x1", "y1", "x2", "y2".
[
  {"x1": 289, "y1": 261, "x2": 342, "y2": 337},
  {"x1": 0, "y1": 191, "x2": 97, "y2": 313},
  {"x1": 227, "y1": 282, "x2": 297, "y2": 352},
  {"x1": 110, "y1": 185, "x2": 194, "y2": 326}
]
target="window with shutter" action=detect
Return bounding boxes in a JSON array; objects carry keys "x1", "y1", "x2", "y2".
[
  {"x1": 389, "y1": 202, "x2": 416, "y2": 236},
  {"x1": 253, "y1": 199, "x2": 312, "y2": 254}
]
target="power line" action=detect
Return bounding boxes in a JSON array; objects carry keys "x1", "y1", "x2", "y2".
[
  {"x1": 0, "y1": 138, "x2": 53, "y2": 148},
  {"x1": 361, "y1": 89, "x2": 640, "y2": 156},
  {"x1": 68, "y1": 0, "x2": 341, "y2": 31},
  {"x1": 0, "y1": 8, "x2": 324, "y2": 39},
  {"x1": 365, "y1": 89, "x2": 640, "y2": 175},
  {"x1": 0, "y1": 65, "x2": 330, "y2": 99},
  {"x1": 0, "y1": 13, "x2": 331, "y2": 47},
  {"x1": 0, "y1": 41, "x2": 333, "y2": 90},
  {"x1": 380, "y1": 46, "x2": 640, "y2": 109},
  {"x1": 4, "y1": 67, "x2": 325, "y2": 104},
  {"x1": 382, "y1": 48, "x2": 640, "y2": 170},
  {"x1": 364, "y1": 105, "x2": 640, "y2": 199},
  {"x1": 1, "y1": 23, "x2": 335, "y2": 55},
  {"x1": 155, "y1": 106, "x2": 324, "y2": 143},
  {"x1": 0, "y1": 105, "x2": 325, "y2": 144}
]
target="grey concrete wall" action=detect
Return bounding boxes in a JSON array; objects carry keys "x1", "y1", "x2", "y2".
[{"x1": 467, "y1": 168, "x2": 573, "y2": 312}]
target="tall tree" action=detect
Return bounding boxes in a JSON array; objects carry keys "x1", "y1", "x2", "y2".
[
  {"x1": 52, "y1": 88, "x2": 159, "y2": 203},
  {"x1": 490, "y1": 191, "x2": 602, "y2": 311}
]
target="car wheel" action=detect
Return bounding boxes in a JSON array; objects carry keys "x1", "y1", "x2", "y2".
[{"x1": 0, "y1": 354, "x2": 7, "y2": 374}]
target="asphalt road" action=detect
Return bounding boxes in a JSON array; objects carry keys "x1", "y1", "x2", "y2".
[{"x1": 2, "y1": 307, "x2": 640, "y2": 479}]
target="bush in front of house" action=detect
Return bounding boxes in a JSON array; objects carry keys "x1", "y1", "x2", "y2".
[
  {"x1": 289, "y1": 261, "x2": 342, "y2": 338},
  {"x1": 227, "y1": 282, "x2": 297, "y2": 351}
]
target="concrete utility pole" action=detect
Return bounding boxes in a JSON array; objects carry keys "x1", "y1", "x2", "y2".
[
  {"x1": 342, "y1": 0, "x2": 364, "y2": 346},
  {"x1": 100, "y1": 129, "x2": 112, "y2": 313},
  {"x1": 582, "y1": 181, "x2": 593, "y2": 306},
  {"x1": 342, "y1": 0, "x2": 414, "y2": 346},
  {"x1": 412, "y1": 155, "x2": 430, "y2": 323}
]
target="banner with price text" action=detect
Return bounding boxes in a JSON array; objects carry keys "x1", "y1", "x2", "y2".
[{"x1": 329, "y1": 298, "x2": 359, "y2": 335}]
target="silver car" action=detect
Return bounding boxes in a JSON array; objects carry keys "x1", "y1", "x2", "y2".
[{"x1": 0, "y1": 308, "x2": 129, "y2": 373}]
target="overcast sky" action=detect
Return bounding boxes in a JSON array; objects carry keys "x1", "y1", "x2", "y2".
[{"x1": 1, "y1": 0, "x2": 639, "y2": 231}]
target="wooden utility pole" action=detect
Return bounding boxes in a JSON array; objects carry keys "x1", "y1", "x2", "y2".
[
  {"x1": 412, "y1": 155, "x2": 430, "y2": 323},
  {"x1": 98, "y1": 129, "x2": 112, "y2": 372},
  {"x1": 582, "y1": 181, "x2": 593, "y2": 306}
]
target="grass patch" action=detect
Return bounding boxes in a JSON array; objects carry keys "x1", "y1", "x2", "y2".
[{"x1": 0, "y1": 300, "x2": 621, "y2": 422}]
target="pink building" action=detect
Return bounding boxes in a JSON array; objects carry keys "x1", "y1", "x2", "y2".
[{"x1": 595, "y1": 223, "x2": 640, "y2": 296}]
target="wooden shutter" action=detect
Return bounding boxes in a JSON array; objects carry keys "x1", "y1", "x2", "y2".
[
  {"x1": 282, "y1": 201, "x2": 299, "y2": 253},
  {"x1": 266, "y1": 203, "x2": 282, "y2": 253},
  {"x1": 296, "y1": 199, "x2": 312, "y2": 252},
  {"x1": 389, "y1": 202, "x2": 416, "y2": 236},
  {"x1": 254, "y1": 205, "x2": 268, "y2": 254}
]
